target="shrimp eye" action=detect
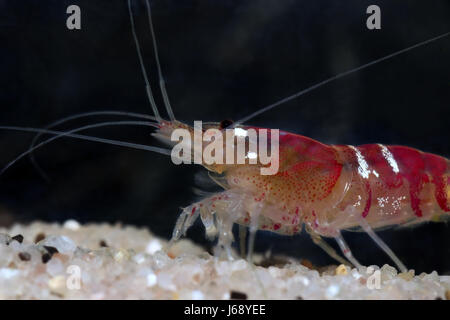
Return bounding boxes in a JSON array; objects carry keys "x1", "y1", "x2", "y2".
[{"x1": 220, "y1": 119, "x2": 234, "y2": 129}]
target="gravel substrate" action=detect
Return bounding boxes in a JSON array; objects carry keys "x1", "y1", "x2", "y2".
[{"x1": 0, "y1": 221, "x2": 448, "y2": 300}]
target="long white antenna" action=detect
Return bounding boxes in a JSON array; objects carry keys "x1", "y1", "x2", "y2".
[
  {"x1": 0, "y1": 121, "x2": 170, "y2": 176},
  {"x1": 128, "y1": 0, "x2": 162, "y2": 121},
  {"x1": 28, "y1": 110, "x2": 156, "y2": 181},
  {"x1": 144, "y1": 0, "x2": 176, "y2": 120},
  {"x1": 234, "y1": 31, "x2": 450, "y2": 126}
]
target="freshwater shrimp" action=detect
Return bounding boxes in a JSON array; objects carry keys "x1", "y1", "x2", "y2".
[
  {"x1": 159, "y1": 119, "x2": 450, "y2": 273},
  {"x1": 1, "y1": 1, "x2": 449, "y2": 273}
]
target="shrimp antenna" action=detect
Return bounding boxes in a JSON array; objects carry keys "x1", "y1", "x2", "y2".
[
  {"x1": 127, "y1": 0, "x2": 161, "y2": 121},
  {"x1": 144, "y1": 0, "x2": 176, "y2": 121},
  {"x1": 234, "y1": 31, "x2": 450, "y2": 126},
  {"x1": 28, "y1": 110, "x2": 156, "y2": 181},
  {"x1": 0, "y1": 121, "x2": 171, "y2": 176}
]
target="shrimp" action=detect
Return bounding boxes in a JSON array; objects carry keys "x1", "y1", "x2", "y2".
[
  {"x1": 1, "y1": 1, "x2": 449, "y2": 273},
  {"x1": 158, "y1": 120, "x2": 449, "y2": 273}
]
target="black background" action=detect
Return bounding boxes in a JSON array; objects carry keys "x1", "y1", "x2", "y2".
[{"x1": 0, "y1": 0, "x2": 449, "y2": 274}]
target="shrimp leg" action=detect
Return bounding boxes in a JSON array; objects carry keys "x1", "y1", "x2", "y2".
[
  {"x1": 239, "y1": 225, "x2": 247, "y2": 259},
  {"x1": 334, "y1": 232, "x2": 363, "y2": 270},
  {"x1": 246, "y1": 207, "x2": 261, "y2": 263},
  {"x1": 306, "y1": 228, "x2": 351, "y2": 266},
  {"x1": 358, "y1": 218, "x2": 408, "y2": 273}
]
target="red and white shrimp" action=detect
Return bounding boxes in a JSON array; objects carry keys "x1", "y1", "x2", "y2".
[
  {"x1": 1, "y1": 1, "x2": 449, "y2": 273},
  {"x1": 157, "y1": 119, "x2": 449, "y2": 272},
  {"x1": 139, "y1": 2, "x2": 450, "y2": 272}
]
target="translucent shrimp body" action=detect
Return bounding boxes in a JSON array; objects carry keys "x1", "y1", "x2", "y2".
[{"x1": 164, "y1": 123, "x2": 448, "y2": 269}]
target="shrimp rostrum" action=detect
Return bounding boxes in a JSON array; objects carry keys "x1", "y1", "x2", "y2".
[{"x1": 1, "y1": 1, "x2": 449, "y2": 273}]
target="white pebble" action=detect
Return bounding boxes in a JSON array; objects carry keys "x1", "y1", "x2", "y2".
[
  {"x1": 146, "y1": 273, "x2": 158, "y2": 287},
  {"x1": 42, "y1": 235, "x2": 77, "y2": 255},
  {"x1": 191, "y1": 290, "x2": 204, "y2": 300},
  {"x1": 381, "y1": 264, "x2": 398, "y2": 281},
  {"x1": 114, "y1": 250, "x2": 126, "y2": 262},
  {"x1": 48, "y1": 276, "x2": 66, "y2": 291},
  {"x1": 81, "y1": 270, "x2": 91, "y2": 285},
  {"x1": 133, "y1": 253, "x2": 146, "y2": 264},
  {"x1": 351, "y1": 269, "x2": 362, "y2": 280},
  {"x1": 422, "y1": 271, "x2": 439, "y2": 282},
  {"x1": 294, "y1": 276, "x2": 310, "y2": 286},
  {"x1": 157, "y1": 272, "x2": 176, "y2": 291},
  {"x1": 63, "y1": 220, "x2": 80, "y2": 231},
  {"x1": 0, "y1": 234, "x2": 11, "y2": 245},
  {"x1": 114, "y1": 249, "x2": 130, "y2": 262},
  {"x1": 231, "y1": 259, "x2": 247, "y2": 271},
  {"x1": 146, "y1": 240, "x2": 162, "y2": 255},
  {"x1": 9, "y1": 240, "x2": 22, "y2": 251},
  {"x1": 268, "y1": 266, "x2": 282, "y2": 277},
  {"x1": 325, "y1": 285, "x2": 340, "y2": 299},
  {"x1": 0, "y1": 268, "x2": 19, "y2": 279},
  {"x1": 381, "y1": 264, "x2": 397, "y2": 275},
  {"x1": 90, "y1": 292, "x2": 105, "y2": 300},
  {"x1": 46, "y1": 258, "x2": 64, "y2": 276},
  {"x1": 152, "y1": 251, "x2": 171, "y2": 268}
]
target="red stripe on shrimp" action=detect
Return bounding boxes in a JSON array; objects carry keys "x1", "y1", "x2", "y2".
[
  {"x1": 423, "y1": 153, "x2": 450, "y2": 212},
  {"x1": 362, "y1": 181, "x2": 372, "y2": 218},
  {"x1": 388, "y1": 146, "x2": 427, "y2": 217}
]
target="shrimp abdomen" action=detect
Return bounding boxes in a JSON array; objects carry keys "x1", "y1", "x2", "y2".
[{"x1": 336, "y1": 144, "x2": 449, "y2": 230}]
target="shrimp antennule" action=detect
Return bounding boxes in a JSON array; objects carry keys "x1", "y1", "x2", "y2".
[
  {"x1": 144, "y1": 0, "x2": 175, "y2": 121},
  {"x1": 128, "y1": 0, "x2": 176, "y2": 121},
  {"x1": 128, "y1": 0, "x2": 161, "y2": 121}
]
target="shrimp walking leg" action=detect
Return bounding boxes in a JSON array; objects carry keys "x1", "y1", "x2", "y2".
[
  {"x1": 169, "y1": 191, "x2": 247, "y2": 259},
  {"x1": 239, "y1": 225, "x2": 247, "y2": 259},
  {"x1": 358, "y1": 218, "x2": 408, "y2": 273},
  {"x1": 170, "y1": 204, "x2": 200, "y2": 244},
  {"x1": 246, "y1": 222, "x2": 257, "y2": 263},
  {"x1": 307, "y1": 228, "x2": 350, "y2": 266},
  {"x1": 335, "y1": 232, "x2": 363, "y2": 270},
  {"x1": 246, "y1": 204, "x2": 263, "y2": 263}
]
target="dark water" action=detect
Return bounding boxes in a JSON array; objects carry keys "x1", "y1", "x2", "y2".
[{"x1": 0, "y1": 0, "x2": 449, "y2": 273}]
